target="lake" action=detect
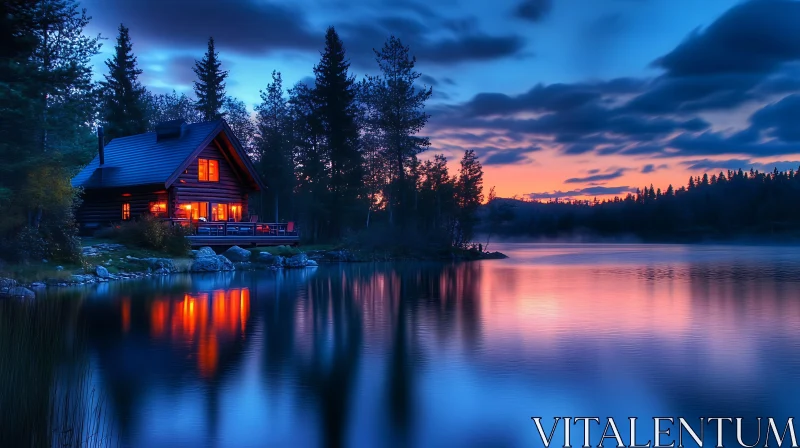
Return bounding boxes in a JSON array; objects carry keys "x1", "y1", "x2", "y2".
[{"x1": 3, "y1": 243, "x2": 800, "y2": 447}]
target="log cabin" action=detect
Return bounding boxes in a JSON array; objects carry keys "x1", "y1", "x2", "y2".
[{"x1": 71, "y1": 119, "x2": 298, "y2": 246}]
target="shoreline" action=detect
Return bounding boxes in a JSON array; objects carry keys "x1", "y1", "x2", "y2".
[{"x1": 0, "y1": 243, "x2": 508, "y2": 299}]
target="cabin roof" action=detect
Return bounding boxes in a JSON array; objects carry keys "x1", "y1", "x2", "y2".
[{"x1": 71, "y1": 119, "x2": 263, "y2": 191}]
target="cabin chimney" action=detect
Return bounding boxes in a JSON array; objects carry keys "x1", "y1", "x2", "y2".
[
  {"x1": 155, "y1": 119, "x2": 186, "y2": 142},
  {"x1": 98, "y1": 126, "x2": 104, "y2": 166}
]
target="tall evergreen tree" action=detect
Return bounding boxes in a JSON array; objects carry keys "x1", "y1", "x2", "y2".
[
  {"x1": 288, "y1": 81, "x2": 327, "y2": 241},
  {"x1": 369, "y1": 36, "x2": 432, "y2": 226},
  {"x1": 100, "y1": 24, "x2": 147, "y2": 141},
  {"x1": 193, "y1": 37, "x2": 228, "y2": 121},
  {"x1": 255, "y1": 71, "x2": 294, "y2": 222},
  {"x1": 454, "y1": 150, "x2": 484, "y2": 247},
  {"x1": 0, "y1": 0, "x2": 99, "y2": 260},
  {"x1": 313, "y1": 27, "x2": 363, "y2": 236}
]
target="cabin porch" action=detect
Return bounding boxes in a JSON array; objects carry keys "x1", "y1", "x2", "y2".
[{"x1": 165, "y1": 219, "x2": 300, "y2": 247}]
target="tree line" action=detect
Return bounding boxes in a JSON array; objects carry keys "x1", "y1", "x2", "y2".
[
  {"x1": 0, "y1": 0, "x2": 485, "y2": 262},
  {"x1": 484, "y1": 168, "x2": 800, "y2": 241}
]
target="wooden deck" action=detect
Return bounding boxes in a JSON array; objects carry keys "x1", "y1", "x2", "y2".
[
  {"x1": 187, "y1": 235, "x2": 299, "y2": 247},
  {"x1": 168, "y1": 219, "x2": 300, "y2": 247}
]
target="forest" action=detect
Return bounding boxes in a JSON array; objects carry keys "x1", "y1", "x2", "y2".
[
  {"x1": 483, "y1": 168, "x2": 800, "y2": 242},
  {"x1": 0, "y1": 0, "x2": 485, "y2": 263}
]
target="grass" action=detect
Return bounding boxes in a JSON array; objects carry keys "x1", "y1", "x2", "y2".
[
  {"x1": 249, "y1": 243, "x2": 339, "y2": 258},
  {"x1": 0, "y1": 297, "x2": 118, "y2": 447}
]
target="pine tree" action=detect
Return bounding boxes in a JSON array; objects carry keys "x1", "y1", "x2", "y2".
[
  {"x1": 100, "y1": 24, "x2": 147, "y2": 141},
  {"x1": 313, "y1": 27, "x2": 363, "y2": 236},
  {"x1": 454, "y1": 150, "x2": 484, "y2": 247},
  {"x1": 0, "y1": 0, "x2": 99, "y2": 262},
  {"x1": 255, "y1": 71, "x2": 294, "y2": 222},
  {"x1": 193, "y1": 37, "x2": 228, "y2": 121},
  {"x1": 369, "y1": 36, "x2": 432, "y2": 226}
]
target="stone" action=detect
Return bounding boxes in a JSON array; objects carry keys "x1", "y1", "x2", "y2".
[
  {"x1": 223, "y1": 245, "x2": 251, "y2": 262},
  {"x1": 154, "y1": 267, "x2": 171, "y2": 276},
  {"x1": 55, "y1": 266, "x2": 64, "y2": 271},
  {"x1": 193, "y1": 246, "x2": 216, "y2": 258},
  {"x1": 272, "y1": 255, "x2": 285, "y2": 267},
  {"x1": 42, "y1": 259, "x2": 48, "y2": 263},
  {"x1": 306, "y1": 259, "x2": 318, "y2": 267},
  {"x1": 219, "y1": 255, "x2": 235, "y2": 271},
  {"x1": 30, "y1": 282, "x2": 46, "y2": 288},
  {"x1": 4, "y1": 287, "x2": 35, "y2": 299},
  {"x1": 286, "y1": 253, "x2": 309, "y2": 268},
  {"x1": 190, "y1": 256, "x2": 222, "y2": 272},
  {"x1": 255, "y1": 252, "x2": 275, "y2": 264},
  {"x1": 190, "y1": 255, "x2": 236, "y2": 272},
  {"x1": 0, "y1": 278, "x2": 17, "y2": 290},
  {"x1": 95, "y1": 265, "x2": 110, "y2": 279}
]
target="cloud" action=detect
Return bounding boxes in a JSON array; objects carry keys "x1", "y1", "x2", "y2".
[
  {"x1": 641, "y1": 163, "x2": 668, "y2": 174},
  {"x1": 680, "y1": 158, "x2": 800, "y2": 173},
  {"x1": 484, "y1": 147, "x2": 538, "y2": 165},
  {"x1": 564, "y1": 168, "x2": 627, "y2": 184},
  {"x1": 514, "y1": 0, "x2": 553, "y2": 22},
  {"x1": 749, "y1": 93, "x2": 800, "y2": 142},
  {"x1": 85, "y1": 0, "x2": 319, "y2": 54},
  {"x1": 528, "y1": 185, "x2": 635, "y2": 200},
  {"x1": 626, "y1": 0, "x2": 800, "y2": 114},
  {"x1": 653, "y1": 1, "x2": 800, "y2": 77}
]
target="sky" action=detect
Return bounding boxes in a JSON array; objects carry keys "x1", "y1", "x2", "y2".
[{"x1": 81, "y1": 0, "x2": 800, "y2": 200}]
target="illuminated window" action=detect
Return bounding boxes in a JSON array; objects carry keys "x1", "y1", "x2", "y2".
[
  {"x1": 182, "y1": 202, "x2": 208, "y2": 220},
  {"x1": 122, "y1": 202, "x2": 131, "y2": 220},
  {"x1": 149, "y1": 201, "x2": 167, "y2": 217},
  {"x1": 211, "y1": 203, "x2": 228, "y2": 221},
  {"x1": 230, "y1": 204, "x2": 242, "y2": 222},
  {"x1": 198, "y1": 159, "x2": 219, "y2": 182}
]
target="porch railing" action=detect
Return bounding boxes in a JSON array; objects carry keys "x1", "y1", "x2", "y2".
[{"x1": 164, "y1": 219, "x2": 299, "y2": 237}]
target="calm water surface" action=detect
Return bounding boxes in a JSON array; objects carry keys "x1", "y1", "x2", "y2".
[{"x1": 8, "y1": 243, "x2": 800, "y2": 447}]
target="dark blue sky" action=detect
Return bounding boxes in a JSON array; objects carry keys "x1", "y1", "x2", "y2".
[{"x1": 83, "y1": 0, "x2": 800, "y2": 199}]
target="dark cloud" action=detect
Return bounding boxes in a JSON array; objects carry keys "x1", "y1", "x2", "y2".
[
  {"x1": 627, "y1": 0, "x2": 800, "y2": 114},
  {"x1": 654, "y1": 1, "x2": 800, "y2": 77},
  {"x1": 514, "y1": 0, "x2": 553, "y2": 22},
  {"x1": 459, "y1": 79, "x2": 644, "y2": 117},
  {"x1": 338, "y1": 19, "x2": 525, "y2": 67},
  {"x1": 680, "y1": 158, "x2": 800, "y2": 173},
  {"x1": 641, "y1": 163, "x2": 668, "y2": 174},
  {"x1": 484, "y1": 147, "x2": 538, "y2": 165},
  {"x1": 528, "y1": 185, "x2": 635, "y2": 200},
  {"x1": 564, "y1": 168, "x2": 627, "y2": 184},
  {"x1": 420, "y1": 74, "x2": 439, "y2": 86},
  {"x1": 86, "y1": 0, "x2": 319, "y2": 54},
  {"x1": 750, "y1": 93, "x2": 800, "y2": 142}
]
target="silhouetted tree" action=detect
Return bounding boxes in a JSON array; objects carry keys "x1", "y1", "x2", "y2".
[
  {"x1": 100, "y1": 24, "x2": 147, "y2": 141},
  {"x1": 313, "y1": 27, "x2": 363, "y2": 237},
  {"x1": 193, "y1": 37, "x2": 228, "y2": 121},
  {"x1": 255, "y1": 71, "x2": 294, "y2": 222}
]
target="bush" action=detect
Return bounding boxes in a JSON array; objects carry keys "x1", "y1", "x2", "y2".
[{"x1": 96, "y1": 215, "x2": 191, "y2": 256}]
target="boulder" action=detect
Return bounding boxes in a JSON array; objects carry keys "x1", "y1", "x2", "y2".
[
  {"x1": 272, "y1": 255, "x2": 285, "y2": 267},
  {"x1": 223, "y1": 245, "x2": 251, "y2": 262},
  {"x1": 306, "y1": 259, "x2": 318, "y2": 267},
  {"x1": 95, "y1": 265, "x2": 110, "y2": 279},
  {"x1": 219, "y1": 255, "x2": 235, "y2": 271},
  {"x1": 193, "y1": 246, "x2": 216, "y2": 258},
  {"x1": 55, "y1": 266, "x2": 64, "y2": 271},
  {"x1": 190, "y1": 255, "x2": 236, "y2": 272},
  {"x1": 255, "y1": 252, "x2": 275, "y2": 264},
  {"x1": 286, "y1": 253, "x2": 309, "y2": 268},
  {"x1": 0, "y1": 277, "x2": 17, "y2": 290},
  {"x1": 190, "y1": 256, "x2": 222, "y2": 272},
  {"x1": 4, "y1": 287, "x2": 35, "y2": 299}
]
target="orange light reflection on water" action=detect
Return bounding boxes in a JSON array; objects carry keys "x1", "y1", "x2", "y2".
[{"x1": 148, "y1": 288, "x2": 250, "y2": 377}]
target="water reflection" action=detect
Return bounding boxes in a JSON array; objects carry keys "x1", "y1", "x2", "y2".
[{"x1": 10, "y1": 244, "x2": 800, "y2": 447}]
